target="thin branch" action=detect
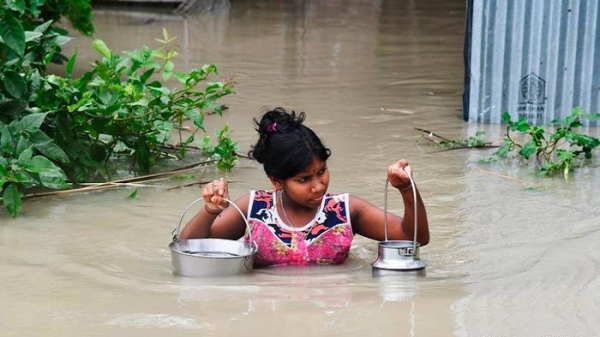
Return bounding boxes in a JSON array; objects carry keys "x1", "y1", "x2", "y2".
[
  {"x1": 21, "y1": 159, "x2": 217, "y2": 200},
  {"x1": 414, "y1": 127, "x2": 453, "y2": 142},
  {"x1": 474, "y1": 167, "x2": 544, "y2": 189}
]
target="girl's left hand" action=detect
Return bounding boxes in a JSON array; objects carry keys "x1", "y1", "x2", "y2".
[{"x1": 387, "y1": 159, "x2": 413, "y2": 190}]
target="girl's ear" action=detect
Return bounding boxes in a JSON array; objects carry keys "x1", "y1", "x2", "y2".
[{"x1": 269, "y1": 176, "x2": 284, "y2": 190}]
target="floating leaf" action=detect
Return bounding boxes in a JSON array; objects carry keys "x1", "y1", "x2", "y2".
[{"x1": 127, "y1": 189, "x2": 138, "y2": 199}]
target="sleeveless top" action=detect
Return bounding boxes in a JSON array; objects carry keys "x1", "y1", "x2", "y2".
[{"x1": 246, "y1": 190, "x2": 353, "y2": 267}]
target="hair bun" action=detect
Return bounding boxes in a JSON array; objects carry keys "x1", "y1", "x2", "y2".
[{"x1": 248, "y1": 107, "x2": 330, "y2": 178}]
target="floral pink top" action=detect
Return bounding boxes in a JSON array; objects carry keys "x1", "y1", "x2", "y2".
[{"x1": 246, "y1": 190, "x2": 353, "y2": 267}]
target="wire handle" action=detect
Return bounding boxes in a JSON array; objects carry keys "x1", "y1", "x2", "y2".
[
  {"x1": 383, "y1": 169, "x2": 418, "y2": 252},
  {"x1": 172, "y1": 198, "x2": 253, "y2": 249}
]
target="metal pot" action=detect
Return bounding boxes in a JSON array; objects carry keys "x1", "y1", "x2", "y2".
[
  {"x1": 170, "y1": 198, "x2": 257, "y2": 277},
  {"x1": 371, "y1": 172, "x2": 426, "y2": 272},
  {"x1": 371, "y1": 240, "x2": 426, "y2": 271}
]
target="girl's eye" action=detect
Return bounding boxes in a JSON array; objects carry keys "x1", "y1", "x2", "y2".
[
  {"x1": 297, "y1": 177, "x2": 308, "y2": 183},
  {"x1": 318, "y1": 167, "x2": 327, "y2": 175}
]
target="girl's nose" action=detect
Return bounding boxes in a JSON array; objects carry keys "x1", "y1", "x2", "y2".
[{"x1": 312, "y1": 179, "x2": 325, "y2": 193}]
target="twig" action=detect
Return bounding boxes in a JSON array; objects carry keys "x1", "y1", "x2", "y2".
[
  {"x1": 474, "y1": 168, "x2": 544, "y2": 189},
  {"x1": 428, "y1": 145, "x2": 499, "y2": 153},
  {"x1": 414, "y1": 127, "x2": 453, "y2": 142},
  {"x1": 22, "y1": 159, "x2": 217, "y2": 200}
]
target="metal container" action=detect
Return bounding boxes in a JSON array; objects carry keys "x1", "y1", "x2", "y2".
[
  {"x1": 170, "y1": 198, "x2": 257, "y2": 277},
  {"x1": 372, "y1": 173, "x2": 426, "y2": 272},
  {"x1": 371, "y1": 240, "x2": 426, "y2": 271}
]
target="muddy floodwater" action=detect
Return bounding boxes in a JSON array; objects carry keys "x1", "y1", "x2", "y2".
[{"x1": 2, "y1": 0, "x2": 600, "y2": 336}]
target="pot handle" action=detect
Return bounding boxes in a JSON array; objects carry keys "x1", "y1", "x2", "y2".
[
  {"x1": 172, "y1": 198, "x2": 254, "y2": 249},
  {"x1": 383, "y1": 169, "x2": 418, "y2": 250}
]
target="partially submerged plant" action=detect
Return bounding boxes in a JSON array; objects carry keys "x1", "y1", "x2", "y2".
[
  {"x1": 1, "y1": 25, "x2": 236, "y2": 217},
  {"x1": 199, "y1": 124, "x2": 239, "y2": 172},
  {"x1": 415, "y1": 127, "x2": 491, "y2": 150},
  {"x1": 65, "y1": 29, "x2": 235, "y2": 174},
  {"x1": 495, "y1": 107, "x2": 600, "y2": 177}
]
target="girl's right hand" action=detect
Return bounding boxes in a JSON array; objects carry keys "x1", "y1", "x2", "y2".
[
  {"x1": 203, "y1": 179, "x2": 229, "y2": 212},
  {"x1": 387, "y1": 159, "x2": 413, "y2": 190}
]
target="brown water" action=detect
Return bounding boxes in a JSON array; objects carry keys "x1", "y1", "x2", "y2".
[{"x1": 2, "y1": 1, "x2": 600, "y2": 336}]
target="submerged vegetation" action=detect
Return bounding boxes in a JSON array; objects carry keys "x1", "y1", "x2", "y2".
[
  {"x1": 495, "y1": 107, "x2": 600, "y2": 177},
  {"x1": 415, "y1": 127, "x2": 492, "y2": 150},
  {"x1": 0, "y1": 1, "x2": 236, "y2": 217},
  {"x1": 416, "y1": 107, "x2": 600, "y2": 178}
]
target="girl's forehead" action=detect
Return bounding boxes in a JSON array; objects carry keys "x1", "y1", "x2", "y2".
[{"x1": 294, "y1": 157, "x2": 326, "y2": 176}]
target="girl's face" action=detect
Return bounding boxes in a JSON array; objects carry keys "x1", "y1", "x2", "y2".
[{"x1": 272, "y1": 156, "x2": 329, "y2": 209}]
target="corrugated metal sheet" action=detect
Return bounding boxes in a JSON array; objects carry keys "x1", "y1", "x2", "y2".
[{"x1": 464, "y1": 0, "x2": 600, "y2": 125}]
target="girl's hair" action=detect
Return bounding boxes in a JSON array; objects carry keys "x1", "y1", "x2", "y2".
[{"x1": 248, "y1": 107, "x2": 331, "y2": 180}]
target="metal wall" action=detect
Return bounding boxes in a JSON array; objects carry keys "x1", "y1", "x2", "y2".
[{"x1": 464, "y1": 0, "x2": 600, "y2": 125}]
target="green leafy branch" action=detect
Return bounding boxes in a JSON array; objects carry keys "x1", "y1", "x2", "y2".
[
  {"x1": 495, "y1": 107, "x2": 600, "y2": 177},
  {"x1": 0, "y1": 113, "x2": 69, "y2": 216},
  {"x1": 199, "y1": 124, "x2": 239, "y2": 172},
  {"x1": 415, "y1": 127, "x2": 493, "y2": 150}
]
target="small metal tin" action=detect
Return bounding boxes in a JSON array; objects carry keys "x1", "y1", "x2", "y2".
[
  {"x1": 372, "y1": 174, "x2": 426, "y2": 272},
  {"x1": 371, "y1": 240, "x2": 426, "y2": 271}
]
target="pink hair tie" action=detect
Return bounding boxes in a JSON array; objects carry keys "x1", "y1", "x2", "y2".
[{"x1": 266, "y1": 122, "x2": 278, "y2": 133}]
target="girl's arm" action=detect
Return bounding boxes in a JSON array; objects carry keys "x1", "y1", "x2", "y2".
[
  {"x1": 178, "y1": 179, "x2": 249, "y2": 240},
  {"x1": 350, "y1": 160, "x2": 430, "y2": 245}
]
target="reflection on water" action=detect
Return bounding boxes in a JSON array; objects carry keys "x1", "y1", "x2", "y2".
[{"x1": 2, "y1": 0, "x2": 600, "y2": 336}]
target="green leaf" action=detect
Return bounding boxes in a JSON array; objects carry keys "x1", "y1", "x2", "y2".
[
  {"x1": 127, "y1": 189, "x2": 138, "y2": 199},
  {"x1": 55, "y1": 35, "x2": 72, "y2": 46},
  {"x1": 582, "y1": 113, "x2": 600, "y2": 120},
  {"x1": 27, "y1": 155, "x2": 60, "y2": 173},
  {"x1": 33, "y1": 20, "x2": 53, "y2": 33},
  {"x1": 30, "y1": 130, "x2": 70, "y2": 164},
  {"x1": 519, "y1": 140, "x2": 539, "y2": 159},
  {"x1": 66, "y1": 49, "x2": 77, "y2": 78},
  {"x1": 140, "y1": 68, "x2": 155, "y2": 84},
  {"x1": 515, "y1": 118, "x2": 531, "y2": 132},
  {"x1": 153, "y1": 120, "x2": 173, "y2": 143},
  {"x1": 2, "y1": 183, "x2": 21, "y2": 218},
  {"x1": 2, "y1": 71, "x2": 28, "y2": 99},
  {"x1": 24, "y1": 31, "x2": 43, "y2": 42},
  {"x1": 0, "y1": 123, "x2": 13, "y2": 154},
  {"x1": 15, "y1": 135, "x2": 31, "y2": 156},
  {"x1": 0, "y1": 13, "x2": 26, "y2": 56},
  {"x1": 501, "y1": 111, "x2": 512, "y2": 123},
  {"x1": 17, "y1": 112, "x2": 47, "y2": 133},
  {"x1": 37, "y1": 169, "x2": 68, "y2": 189},
  {"x1": 565, "y1": 115, "x2": 577, "y2": 127},
  {"x1": 556, "y1": 149, "x2": 575, "y2": 162},
  {"x1": 17, "y1": 146, "x2": 33, "y2": 166},
  {"x1": 5, "y1": 0, "x2": 26, "y2": 14},
  {"x1": 92, "y1": 39, "x2": 112, "y2": 59}
]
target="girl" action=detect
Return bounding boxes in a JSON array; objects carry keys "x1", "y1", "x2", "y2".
[{"x1": 179, "y1": 107, "x2": 429, "y2": 267}]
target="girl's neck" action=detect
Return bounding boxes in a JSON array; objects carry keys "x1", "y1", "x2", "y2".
[
  {"x1": 280, "y1": 190, "x2": 317, "y2": 213},
  {"x1": 278, "y1": 190, "x2": 319, "y2": 228}
]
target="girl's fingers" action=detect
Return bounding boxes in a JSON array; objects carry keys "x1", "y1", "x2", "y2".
[
  {"x1": 203, "y1": 179, "x2": 229, "y2": 209},
  {"x1": 388, "y1": 160, "x2": 413, "y2": 189}
]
